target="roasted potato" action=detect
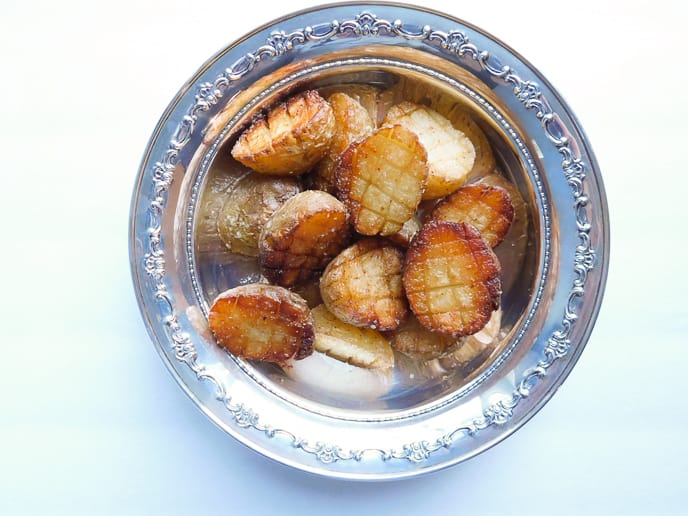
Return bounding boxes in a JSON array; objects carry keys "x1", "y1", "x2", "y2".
[
  {"x1": 308, "y1": 92, "x2": 374, "y2": 194},
  {"x1": 390, "y1": 78, "x2": 496, "y2": 181},
  {"x1": 388, "y1": 315, "x2": 457, "y2": 361},
  {"x1": 429, "y1": 183, "x2": 514, "y2": 248},
  {"x1": 443, "y1": 106, "x2": 497, "y2": 181},
  {"x1": 336, "y1": 125, "x2": 428, "y2": 236},
  {"x1": 320, "y1": 238, "x2": 408, "y2": 331},
  {"x1": 208, "y1": 283, "x2": 314, "y2": 364},
  {"x1": 383, "y1": 102, "x2": 475, "y2": 200},
  {"x1": 259, "y1": 190, "x2": 351, "y2": 287},
  {"x1": 195, "y1": 166, "x2": 250, "y2": 254},
  {"x1": 403, "y1": 220, "x2": 501, "y2": 337},
  {"x1": 318, "y1": 84, "x2": 396, "y2": 127},
  {"x1": 216, "y1": 173, "x2": 302, "y2": 256},
  {"x1": 231, "y1": 90, "x2": 335, "y2": 175},
  {"x1": 310, "y1": 304, "x2": 394, "y2": 369}
]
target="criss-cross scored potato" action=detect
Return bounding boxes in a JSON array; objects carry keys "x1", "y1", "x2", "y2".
[
  {"x1": 384, "y1": 102, "x2": 475, "y2": 200},
  {"x1": 403, "y1": 220, "x2": 502, "y2": 337},
  {"x1": 309, "y1": 92, "x2": 374, "y2": 194},
  {"x1": 320, "y1": 238, "x2": 408, "y2": 331},
  {"x1": 231, "y1": 90, "x2": 335, "y2": 175},
  {"x1": 336, "y1": 125, "x2": 428, "y2": 236},
  {"x1": 217, "y1": 173, "x2": 301, "y2": 256},
  {"x1": 388, "y1": 315, "x2": 457, "y2": 361},
  {"x1": 259, "y1": 190, "x2": 350, "y2": 287},
  {"x1": 429, "y1": 183, "x2": 514, "y2": 248},
  {"x1": 311, "y1": 304, "x2": 394, "y2": 369},
  {"x1": 208, "y1": 284, "x2": 314, "y2": 364}
]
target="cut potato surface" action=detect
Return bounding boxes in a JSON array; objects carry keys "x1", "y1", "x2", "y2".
[
  {"x1": 384, "y1": 102, "x2": 475, "y2": 200},
  {"x1": 309, "y1": 92, "x2": 374, "y2": 194},
  {"x1": 430, "y1": 183, "x2": 514, "y2": 248},
  {"x1": 208, "y1": 284, "x2": 314, "y2": 364},
  {"x1": 217, "y1": 173, "x2": 301, "y2": 256},
  {"x1": 231, "y1": 90, "x2": 335, "y2": 175},
  {"x1": 336, "y1": 124, "x2": 428, "y2": 236},
  {"x1": 259, "y1": 190, "x2": 351, "y2": 287},
  {"x1": 320, "y1": 238, "x2": 407, "y2": 331},
  {"x1": 403, "y1": 221, "x2": 501, "y2": 337},
  {"x1": 311, "y1": 304, "x2": 394, "y2": 370}
]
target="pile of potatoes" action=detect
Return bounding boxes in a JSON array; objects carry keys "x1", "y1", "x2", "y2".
[{"x1": 200, "y1": 81, "x2": 527, "y2": 395}]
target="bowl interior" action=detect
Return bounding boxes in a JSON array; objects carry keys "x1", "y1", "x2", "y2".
[{"x1": 189, "y1": 57, "x2": 541, "y2": 416}]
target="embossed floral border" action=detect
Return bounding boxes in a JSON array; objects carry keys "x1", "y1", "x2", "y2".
[{"x1": 141, "y1": 11, "x2": 596, "y2": 466}]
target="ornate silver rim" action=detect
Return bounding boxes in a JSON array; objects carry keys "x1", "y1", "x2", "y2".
[{"x1": 130, "y1": 3, "x2": 608, "y2": 479}]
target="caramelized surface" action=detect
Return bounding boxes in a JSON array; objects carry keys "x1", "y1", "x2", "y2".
[
  {"x1": 208, "y1": 284, "x2": 314, "y2": 364},
  {"x1": 336, "y1": 125, "x2": 428, "y2": 236},
  {"x1": 403, "y1": 221, "x2": 501, "y2": 336}
]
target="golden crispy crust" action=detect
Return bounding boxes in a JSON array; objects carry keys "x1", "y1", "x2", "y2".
[
  {"x1": 231, "y1": 90, "x2": 335, "y2": 175},
  {"x1": 383, "y1": 102, "x2": 476, "y2": 200},
  {"x1": 335, "y1": 125, "x2": 428, "y2": 236},
  {"x1": 403, "y1": 221, "x2": 501, "y2": 337},
  {"x1": 311, "y1": 304, "x2": 394, "y2": 369},
  {"x1": 308, "y1": 92, "x2": 374, "y2": 194},
  {"x1": 320, "y1": 238, "x2": 408, "y2": 331},
  {"x1": 216, "y1": 173, "x2": 301, "y2": 256},
  {"x1": 429, "y1": 183, "x2": 514, "y2": 248},
  {"x1": 259, "y1": 190, "x2": 351, "y2": 287},
  {"x1": 208, "y1": 284, "x2": 314, "y2": 364}
]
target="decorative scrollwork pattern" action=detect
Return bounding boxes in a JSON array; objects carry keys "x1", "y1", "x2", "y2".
[{"x1": 143, "y1": 11, "x2": 595, "y2": 464}]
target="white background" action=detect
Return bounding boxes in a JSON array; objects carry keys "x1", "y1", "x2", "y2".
[{"x1": 1, "y1": 0, "x2": 686, "y2": 514}]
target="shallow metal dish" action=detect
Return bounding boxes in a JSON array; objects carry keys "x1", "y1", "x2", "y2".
[{"x1": 130, "y1": 2, "x2": 608, "y2": 480}]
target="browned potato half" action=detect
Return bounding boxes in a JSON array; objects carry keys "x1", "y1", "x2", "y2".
[
  {"x1": 385, "y1": 215, "x2": 422, "y2": 248},
  {"x1": 208, "y1": 283, "x2": 314, "y2": 364},
  {"x1": 403, "y1": 221, "x2": 501, "y2": 337},
  {"x1": 311, "y1": 304, "x2": 394, "y2": 369},
  {"x1": 320, "y1": 238, "x2": 407, "y2": 331},
  {"x1": 429, "y1": 183, "x2": 514, "y2": 248},
  {"x1": 308, "y1": 92, "x2": 374, "y2": 194},
  {"x1": 384, "y1": 102, "x2": 475, "y2": 200},
  {"x1": 336, "y1": 125, "x2": 428, "y2": 236},
  {"x1": 388, "y1": 315, "x2": 457, "y2": 361},
  {"x1": 231, "y1": 90, "x2": 335, "y2": 175},
  {"x1": 216, "y1": 173, "x2": 301, "y2": 256},
  {"x1": 259, "y1": 190, "x2": 351, "y2": 287}
]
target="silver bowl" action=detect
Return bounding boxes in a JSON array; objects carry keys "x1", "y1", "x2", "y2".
[{"x1": 129, "y1": 2, "x2": 608, "y2": 480}]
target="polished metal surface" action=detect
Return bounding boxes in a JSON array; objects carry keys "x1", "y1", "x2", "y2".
[{"x1": 130, "y1": 2, "x2": 608, "y2": 480}]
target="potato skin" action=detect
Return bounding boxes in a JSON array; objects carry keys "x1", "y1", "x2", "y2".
[
  {"x1": 429, "y1": 183, "x2": 514, "y2": 248},
  {"x1": 231, "y1": 90, "x2": 335, "y2": 175},
  {"x1": 403, "y1": 220, "x2": 501, "y2": 337},
  {"x1": 259, "y1": 190, "x2": 351, "y2": 287},
  {"x1": 208, "y1": 283, "x2": 314, "y2": 364},
  {"x1": 320, "y1": 238, "x2": 407, "y2": 331},
  {"x1": 336, "y1": 125, "x2": 428, "y2": 236},
  {"x1": 217, "y1": 173, "x2": 301, "y2": 256},
  {"x1": 309, "y1": 92, "x2": 374, "y2": 194}
]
